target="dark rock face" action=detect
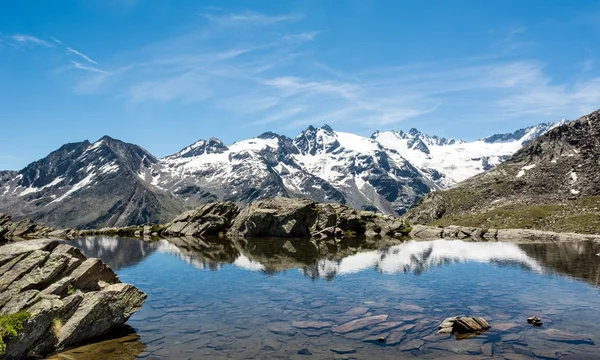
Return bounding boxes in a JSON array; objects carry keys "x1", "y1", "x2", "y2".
[
  {"x1": 0, "y1": 137, "x2": 185, "y2": 230},
  {"x1": 0, "y1": 239, "x2": 146, "y2": 359}
]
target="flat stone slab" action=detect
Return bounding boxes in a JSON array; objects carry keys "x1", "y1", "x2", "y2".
[
  {"x1": 332, "y1": 315, "x2": 389, "y2": 334},
  {"x1": 291, "y1": 321, "x2": 331, "y2": 330},
  {"x1": 539, "y1": 329, "x2": 594, "y2": 344}
]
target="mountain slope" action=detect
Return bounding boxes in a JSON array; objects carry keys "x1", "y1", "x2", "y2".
[
  {"x1": 406, "y1": 109, "x2": 600, "y2": 234},
  {"x1": 372, "y1": 121, "x2": 566, "y2": 186},
  {"x1": 0, "y1": 136, "x2": 184, "y2": 229}
]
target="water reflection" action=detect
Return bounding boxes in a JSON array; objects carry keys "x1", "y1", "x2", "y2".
[
  {"x1": 72, "y1": 236, "x2": 600, "y2": 286},
  {"x1": 65, "y1": 236, "x2": 600, "y2": 360}
]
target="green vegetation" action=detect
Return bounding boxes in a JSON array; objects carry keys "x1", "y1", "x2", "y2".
[
  {"x1": 429, "y1": 196, "x2": 600, "y2": 234},
  {"x1": 0, "y1": 311, "x2": 31, "y2": 355}
]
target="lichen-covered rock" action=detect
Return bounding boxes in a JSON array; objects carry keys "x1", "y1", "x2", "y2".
[
  {"x1": 0, "y1": 239, "x2": 146, "y2": 359},
  {"x1": 228, "y1": 198, "x2": 317, "y2": 238},
  {"x1": 163, "y1": 202, "x2": 240, "y2": 237}
]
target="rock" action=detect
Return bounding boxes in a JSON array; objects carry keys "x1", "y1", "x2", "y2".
[
  {"x1": 298, "y1": 348, "x2": 312, "y2": 355},
  {"x1": 163, "y1": 202, "x2": 240, "y2": 237},
  {"x1": 0, "y1": 239, "x2": 146, "y2": 359},
  {"x1": 409, "y1": 225, "x2": 443, "y2": 239},
  {"x1": 438, "y1": 316, "x2": 490, "y2": 336},
  {"x1": 344, "y1": 307, "x2": 370, "y2": 317},
  {"x1": 538, "y1": 329, "x2": 594, "y2": 344},
  {"x1": 386, "y1": 330, "x2": 405, "y2": 345},
  {"x1": 395, "y1": 303, "x2": 424, "y2": 313},
  {"x1": 70, "y1": 258, "x2": 119, "y2": 291},
  {"x1": 398, "y1": 339, "x2": 425, "y2": 351},
  {"x1": 330, "y1": 346, "x2": 356, "y2": 354},
  {"x1": 291, "y1": 321, "x2": 331, "y2": 330},
  {"x1": 228, "y1": 198, "x2": 318, "y2": 238},
  {"x1": 332, "y1": 315, "x2": 388, "y2": 334},
  {"x1": 261, "y1": 338, "x2": 281, "y2": 351},
  {"x1": 527, "y1": 316, "x2": 543, "y2": 326},
  {"x1": 494, "y1": 322, "x2": 521, "y2": 332}
]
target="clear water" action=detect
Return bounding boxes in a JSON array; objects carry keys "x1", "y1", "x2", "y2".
[{"x1": 51, "y1": 237, "x2": 600, "y2": 360}]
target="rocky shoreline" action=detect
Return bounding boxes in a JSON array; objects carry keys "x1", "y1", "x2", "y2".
[
  {"x1": 3, "y1": 197, "x2": 600, "y2": 244},
  {"x1": 409, "y1": 224, "x2": 600, "y2": 243},
  {"x1": 0, "y1": 239, "x2": 146, "y2": 359}
]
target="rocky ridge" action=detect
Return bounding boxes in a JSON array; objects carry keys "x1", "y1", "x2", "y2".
[
  {"x1": 0, "y1": 239, "x2": 146, "y2": 359},
  {"x1": 406, "y1": 108, "x2": 600, "y2": 234}
]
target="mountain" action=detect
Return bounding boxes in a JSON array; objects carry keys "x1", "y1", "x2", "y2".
[
  {"x1": 406, "y1": 109, "x2": 600, "y2": 234},
  {"x1": 148, "y1": 125, "x2": 435, "y2": 215},
  {"x1": 372, "y1": 121, "x2": 566, "y2": 186},
  {"x1": 0, "y1": 120, "x2": 564, "y2": 229},
  {"x1": 0, "y1": 136, "x2": 184, "y2": 229}
]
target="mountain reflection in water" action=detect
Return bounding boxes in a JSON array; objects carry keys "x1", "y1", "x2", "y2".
[
  {"x1": 72, "y1": 236, "x2": 600, "y2": 286},
  {"x1": 64, "y1": 236, "x2": 600, "y2": 360}
]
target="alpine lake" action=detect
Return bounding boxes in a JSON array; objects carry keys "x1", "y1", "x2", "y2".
[{"x1": 46, "y1": 236, "x2": 600, "y2": 360}]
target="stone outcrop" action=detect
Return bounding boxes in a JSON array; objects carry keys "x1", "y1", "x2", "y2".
[
  {"x1": 409, "y1": 224, "x2": 600, "y2": 243},
  {"x1": 163, "y1": 202, "x2": 240, "y2": 237},
  {"x1": 438, "y1": 316, "x2": 490, "y2": 336},
  {"x1": 226, "y1": 197, "x2": 412, "y2": 239},
  {"x1": 0, "y1": 239, "x2": 146, "y2": 359},
  {"x1": 0, "y1": 214, "x2": 55, "y2": 241}
]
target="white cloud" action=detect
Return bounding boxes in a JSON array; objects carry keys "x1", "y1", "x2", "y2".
[
  {"x1": 10, "y1": 34, "x2": 53, "y2": 47},
  {"x1": 200, "y1": 11, "x2": 301, "y2": 27},
  {"x1": 67, "y1": 47, "x2": 98, "y2": 64},
  {"x1": 70, "y1": 60, "x2": 107, "y2": 74}
]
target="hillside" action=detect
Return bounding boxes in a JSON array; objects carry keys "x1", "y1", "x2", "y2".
[{"x1": 406, "y1": 109, "x2": 600, "y2": 234}]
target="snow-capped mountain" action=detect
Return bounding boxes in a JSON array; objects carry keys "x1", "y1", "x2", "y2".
[
  {"x1": 0, "y1": 136, "x2": 184, "y2": 229},
  {"x1": 372, "y1": 121, "x2": 567, "y2": 185},
  {"x1": 0, "y1": 120, "x2": 567, "y2": 228},
  {"x1": 146, "y1": 125, "x2": 434, "y2": 215}
]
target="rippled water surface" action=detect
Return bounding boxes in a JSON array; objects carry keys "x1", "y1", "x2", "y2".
[{"x1": 53, "y1": 237, "x2": 600, "y2": 359}]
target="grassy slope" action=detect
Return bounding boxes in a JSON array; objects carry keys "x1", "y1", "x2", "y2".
[{"x1": 428, "y1": 195, "x2": 600, "y2": 234}]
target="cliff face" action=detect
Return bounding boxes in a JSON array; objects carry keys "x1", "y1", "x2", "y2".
[{"x1": 406, "y1": 109, "x2": 600, "y2": 234}]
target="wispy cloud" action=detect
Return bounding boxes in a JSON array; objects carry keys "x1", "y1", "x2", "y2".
[
  {"x1": 200, "y1": 10, "x2": 301, "y2": 27},
  {"x1": 67, "y1": 47, "x2": 98, "y2": 64},
  {"x1": 6, "y1": 13, "x2": 600, "y2": 137},
  {"x1": 10, "y1": 34, "x2": 53, "y2": 47},
  {"x1": 70, "y1": 60, "x2": 107, "y2": 74}
]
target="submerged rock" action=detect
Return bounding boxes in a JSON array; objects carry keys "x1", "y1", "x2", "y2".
[
  {"x1": 332, "y1": 315, "x2": 389, "y2": 334},
  {"x1": 0, "y1": 239, "x2": 146, "y2": 359}
]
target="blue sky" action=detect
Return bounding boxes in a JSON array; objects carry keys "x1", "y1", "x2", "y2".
[{"x1": 2, "y1": 0, "x2": 600, "y2": 169}]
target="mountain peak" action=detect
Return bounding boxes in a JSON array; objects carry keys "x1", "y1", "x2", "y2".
[{"x1": 321, "y1": 124, "x2": 335, "y2": 132}]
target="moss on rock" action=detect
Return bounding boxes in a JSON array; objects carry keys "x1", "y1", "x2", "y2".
[{"x1": 0, "y1": 311, "x2": 31, "y2": 355}]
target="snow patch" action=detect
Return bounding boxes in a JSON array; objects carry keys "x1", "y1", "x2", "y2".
[
  {"x1": 19, "y1": 177, "x2": 65, "y2": 196},
  {"x1": 516, "y1": 164, "x2": 536, "y2": 178},
  {"x1": 48, "y1": 172, "x2": 96, "y2": 204}
]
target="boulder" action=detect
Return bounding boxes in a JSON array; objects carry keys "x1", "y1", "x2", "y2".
[
  {"x1": 163, "y1": 202, "x2": 240, "y2": 237},
  {"x1": 228, "y1": 198, "x2": 318, "y2": 238},
  {"x1": 438, "y1": 316, "x2": 490, "y2": 337},
  {"x1": 409, "y1": 225, "x2": 444, "y2": 239},
  {"x1": 0, "y1": 240, "x2": 146, "y2": 359}
]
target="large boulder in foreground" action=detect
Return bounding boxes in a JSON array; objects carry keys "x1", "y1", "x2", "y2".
[{"x1": 0, "y1": 240, "x2": 146, "y2": 359}]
